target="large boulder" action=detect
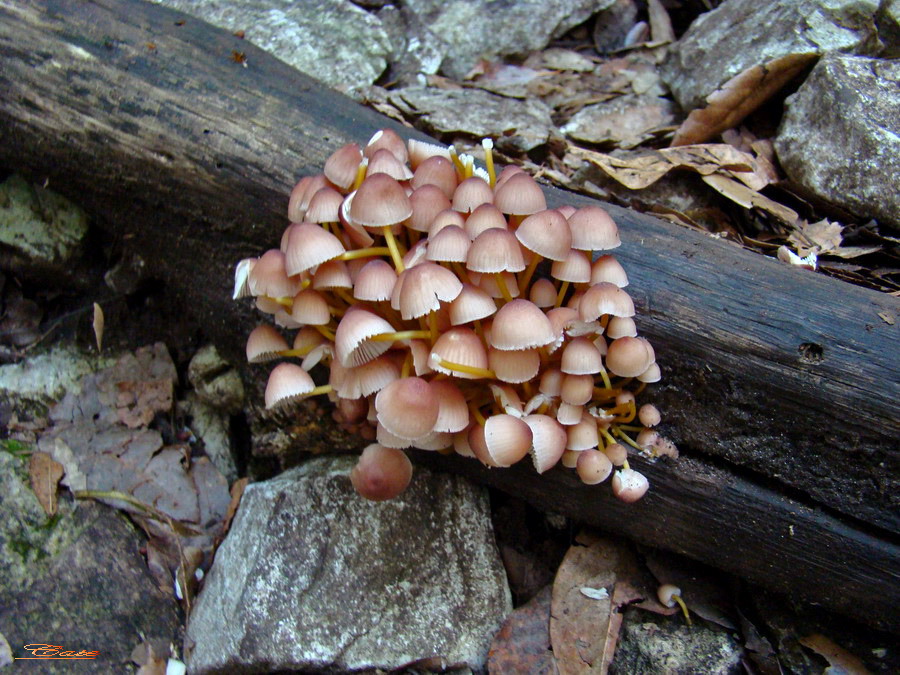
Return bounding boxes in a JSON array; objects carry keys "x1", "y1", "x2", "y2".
[
  {"x1": 186, "y1": 455, "x2": 512, "y2": 672},
  {"x1": 775, "y1": 53, "x2": 900, "y2": 228}
]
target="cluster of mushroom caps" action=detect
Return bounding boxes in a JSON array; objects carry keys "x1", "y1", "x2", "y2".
[{"x1": 234, "y1": 129, "x2": 676, "y2": 503}]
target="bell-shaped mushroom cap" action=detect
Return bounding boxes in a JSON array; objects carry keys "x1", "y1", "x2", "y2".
[
  {"x1": 488, "y1": 348, "x2": 540, "y2": 383},
  {"x1": 475, "y1": 271, "x2": 521, "y2": 300},
  {"x1": 567, "y1": 206, "x2": 621, "y2": 251},
  {"x1": 566, "y1": 414, "x2": 598, "y2": 451},
  {"x1": 375, "y1": 376, "x2": 439, "y2": 439},
  {"x1": 367, "y1": 148, "x2": 413, "y2": 181},
  {"x1": 637, "y1": 361, "x2": 661, "y2": 383},
  {"x1": 350, "y1": 174, "x2": 412, "y2": 228},
  {"x1": 364, "y1": 128, "x2": 409, "y2": 164},
  {"x1": 638, "y1": 403, "x2": 661, "y2": 428},
  {"x1": 411, "y1": 155, "x2": 458, "y2": 198},
  {"x1": 398, "y1": 262, "x2": 463, "y2": 320},
  {"x1": 590, "y1": 254, "x2": 629, "y2": 287},
  {"x1": 560, "y1": 373, "x2": 594, "y2": 405},
  {"x1": 464, "y1": 204, "x2": 508, "y2": 240},
  {"x1": 333, "y1": 354, "x2": 400, "y2": 399},
  {"x1": 408, "y1": 138, "x2": 451, "y2": 170},
  {"x1": 578, "y1": 282, "x2": 635, "y2": 321},
  {"x1": 452, "y1": 176, "x2": 494, "y2": 213},
  {"x1": 606, "y1": 316, "x2": 637, "y2": 339},
  {"x1": 426, "y1": 225, "x2": 470, "y2": 263},
  {"x1": 312, "y1": 259, "x2": 352, "y2": 291},
  {"x1": 494, "y1": 165, "x2": 525, "y2": 188},
  {"x1": 551, "y1": 249, "x2": 592, "y2": 283},
  {"x1": 493, "y1": 172, "x2": 546, "y2": 216},
  {"x1": 324, "y1": 143, "x2": 363, "y2": 191},
  {"x1": 515, "y1": 210, "x2": 572, "y2": 261},
  {"x1": 287, "y1": 174, "x2": 328, "y2": 223},
  {"x1": 430, "y1": 327, "x2": 489, "y2": 378},
  {"x1": 529, "y1": 278, "x2": 558, "y2": 308},
  {"x1": 350, "y1": 444, "x2": 413, "y2": 501},
  {"x1": 283, "y1": 223, "x2": 346, "y2": 276},
  {"x1": 523, "y1": 414, "x2": 568, "y2": 474},
  {"x1": 612, "y1": 468, "x2": 649, "y2": 503},
  {"x1": 481, "y1": 414, "x2": 533, "y2": 467},
  {"x1": 305, "y1": 187, "x2": 344, "y2": 224},
  {"x1": 429, "y1": 209, "x2": 466, "y2": 237},
  {"x1": 467, "y1": 229, "x2": 526, "y2": 273},
  {"x1": 560, "y1": 336, "x2": 604, "y2": 374},
  {"x1": 290, "y1": 288, "x2": 331, "y2": 325},
  {"x1": 576, "y1": 450, "x2": 613, "y2": 485},
  {"x1": 429, "y1": 380, "x2": 470, "y2": 433},
  {"x1": 334, "y1": 306, "x2": 396, "y2": 368},
  {"x1": 233, "y1": 257, "x2": 256, "y2": 299},
  {"x1": 264, "y1": 362, "x2": 315, "y2": 408},
  {"x1": 449, "y1": 283, "x2": 497, "y2": 325},
  {"x1": 605, "y1": 336, "x2": 655, "y2": 377},
  {"x1": 353, "y1": 259, "x2": 398, "y2": 302},
  {"x1": 490, "y1": 299, "x2": 555, "y2": 350},
  {"x1": 246, "y1": 324, "x2": 288, "y2": 363},
  {"x1": 249, "y1": 249, "x2": 303, "y2": 298},
  {"x1": 407, "y1": 185, "x2": 452, "y2": 233}
]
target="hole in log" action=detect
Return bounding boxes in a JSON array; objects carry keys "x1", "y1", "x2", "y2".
[{"x1": 798, "y1": 342, "x2": 825, "y2": 364}]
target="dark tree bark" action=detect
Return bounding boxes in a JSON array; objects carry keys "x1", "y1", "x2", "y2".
[{"x1": 0, "y1": 0, "x2": 898, "y2": 631}]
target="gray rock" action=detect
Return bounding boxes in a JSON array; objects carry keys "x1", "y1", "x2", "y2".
[
  {"x1": 389, "y1": 87, "x2": 556, "y2": 153},
  {"x1": 612, "y1": 607, "x2": 743, "y2": 674},
  {"x1": 152, "y1": 0, "x2": 393, "y2": 96},
  {"x1": 186, "y1": 455, "x2": 511, "y2": 673},
  {"x1": 375, "y1": 4, "x2": 444, "y2": 87},
  {"x1": 775, "y1": 53, "x2": 900, "y2": 228},
  {"x1": 0, "y1": 345, "x2": 114, "y2": 407},
  {"x1": 561, "y1": 94, "x2": 677, "y2": 148},
  {"x1": 180, "y1": 392, "x2": 239, "y2": 484},
  {"x1": 0, "y1": 173, "x2": 89, "y2": 275},
  {"x1": 403, "y1": 0, "x2": 616, "y2": 79},
  {"x1": 663, "y1": 0, "x2": 882, "y2": 112},
  {"x1": 187, "y1": 344, "x2": 245, "y2": 414},
  {"x1": 0, "y1": 453, "x2": 179, "y2": 673},
  {"x1": 879, "y1": 0, "x2": 900, "y2": 56}
]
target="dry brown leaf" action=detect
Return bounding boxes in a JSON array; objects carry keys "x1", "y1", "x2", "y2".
[
  {"x1": 222, "y1": 476, "x2": 250, "y2": 536},
  {"x1": 28, "y1": 450, "x2": 64, "y2": 517},
  {"x1": 672, "y1": 53, "x2": 818, "y2": 146},
  {"x1": 488, "y1": 585, "x2": 558, "y2": 674},
  {"x1": 701, "y1": 174, "x2": 799, "y2": 225},
  {"x1": 92, "y1": 302, "x2": 104, "y2": 352},
  {"x1": 788, "y1": 219, "x2": 844, "y2": 257},
  {"x1": 550, "y1": 533, "x2": 648, "y2": 674},
  {"x1": 798, "y1": 634, "x2": 871, "y2": 674},
  {"x1": 116, "y1": 377, "x2": 174, "y2": 428},
  {"x1": 647, "y1": 0, "x2": 675, "y2": 44}
]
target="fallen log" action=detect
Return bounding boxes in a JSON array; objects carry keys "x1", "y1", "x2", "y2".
[{"x1": 0, "y1": 0, "x2": 897, "y2": 631}]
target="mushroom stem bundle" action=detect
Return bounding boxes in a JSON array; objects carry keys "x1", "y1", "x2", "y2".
[{"x1": 236, "y1": 129, "x2": 676, "y2": 501}]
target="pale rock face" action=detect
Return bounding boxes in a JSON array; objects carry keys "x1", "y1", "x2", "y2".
[{"x1": 186, "y1": 455, "x2": 512, "y2": 673}]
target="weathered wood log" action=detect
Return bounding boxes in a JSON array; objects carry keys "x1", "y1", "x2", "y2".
[{"x1": 1, "y1": 0, "x2": 898, "y2": 630}]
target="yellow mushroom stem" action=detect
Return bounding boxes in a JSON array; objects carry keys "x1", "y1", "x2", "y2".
[
  {"x1": 313, "y1": 324, "x2": 337, "y2": 341},
  {"x1": 428, "y1": 311, "x2": 438, "y2": 344},
  {"x1": 451, "y1": 262, "x2": 471, "y2": 284},
  {"x1": 381, "y1": 226, "x2": 405, "y2": 273},
  {"x1": 495, "y1": 272, "x2": 514, "y2": 303},
  {"x1": 517, "y1": 256, "x2": 541, "y2": 294},
  {"x1": 352, "y1": 161, "x2": 368, "y2": 191},
  {"x1": 369, "y1": 330, "x2": 432, "y2": 342},
  {"x1": 334, "y1": 288, "x2": 357, "y2": 307},
  {"x1": 633, "y1": 382, "x2": 647, "y2": 396},
  {"x1": 482, "y1": 139, "x2": 496, "y2": 188},
  {"x1": 272, "y1": 296, "x2": 294, "y2": 308},
  {"x1": 555, "y1": 280, "x2": 570, "y2": 308},
  {"x1": 338, "y1": 246, "x2": 393, "y2": 262},
  {"x1": 436, "y1": 358, "x2": 495, "y2": 379},
  {"x1": 604, "y1": 399, "x2": 636, "y2": 423},
  {"x1": 613, "y1": 425, "x2": 643, "y2": 453},
  {"x1": 463, "y1": 155, "x2": 474, "y2": 179},
  {"x1": 473, "y1": 319, "x2": 486, "y2": 344},
  {"x1": 597, "y1": 363, "x2": 613, "y2": 391},
  {"x1": 305, "y1": 384, "x2": 334, "y2": 398},
  {"x1": 508, "y1": 214, "x2": 525, "y2": 229},
  {"x1": 672, "y1": 594, "x2": 692, "y2": 626},
  {"x1": 327, "y1": 305, "x2": 345, "y2": 317},
  {"x1": 592, "y1": 386, "x2": 622, "y2": 401},
  {"x1": 401, "y1": 351, "x2": 412, "y2": 378},
  {"x1": 448, "y1": 145, "x2": 466, "y2": 179},
  {"x1": 278, "y1": 345, "x2": 317, "y2": 358},
  {"x1": 469, "y1": 403, "x2": 486, "y2": 426}
]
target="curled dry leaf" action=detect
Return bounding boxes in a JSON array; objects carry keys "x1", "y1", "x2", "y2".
[
  {"x1": 672, "y1": 53, "x2": 818, "y2": 146},
  {"x1": 93, "y1": 301, "x2": 104, "y2": 352},
  {"x1": 28, "y1": 450, "x2": 64, "y2": 517},
  {"x1": 570, "y1": 144, "x2": 756, "y2": 190},
  {"x1": 222, "y1": 476, "x2": 250, "y2": 536},
  {"x1": 798, "y1": 633, "x2": 871, "y2": 674},
  {"x1": 647, "y1": 0, "x2": 675, "y2": 44},
  {"x1": 701, "y1": 174, "x2": 799, "y2": 225},
  {"x1": 487, "y1": 585, "x2": 558, "y2": 675}
]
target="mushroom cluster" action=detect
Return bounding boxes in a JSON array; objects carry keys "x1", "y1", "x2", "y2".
[{"x1": 234, "y1": 129, "x2": 675, "y2": 502}]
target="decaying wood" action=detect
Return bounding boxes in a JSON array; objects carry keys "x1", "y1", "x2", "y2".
[{"x1": 1, "y1": 0, "x2": 898, "y2": 631}]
